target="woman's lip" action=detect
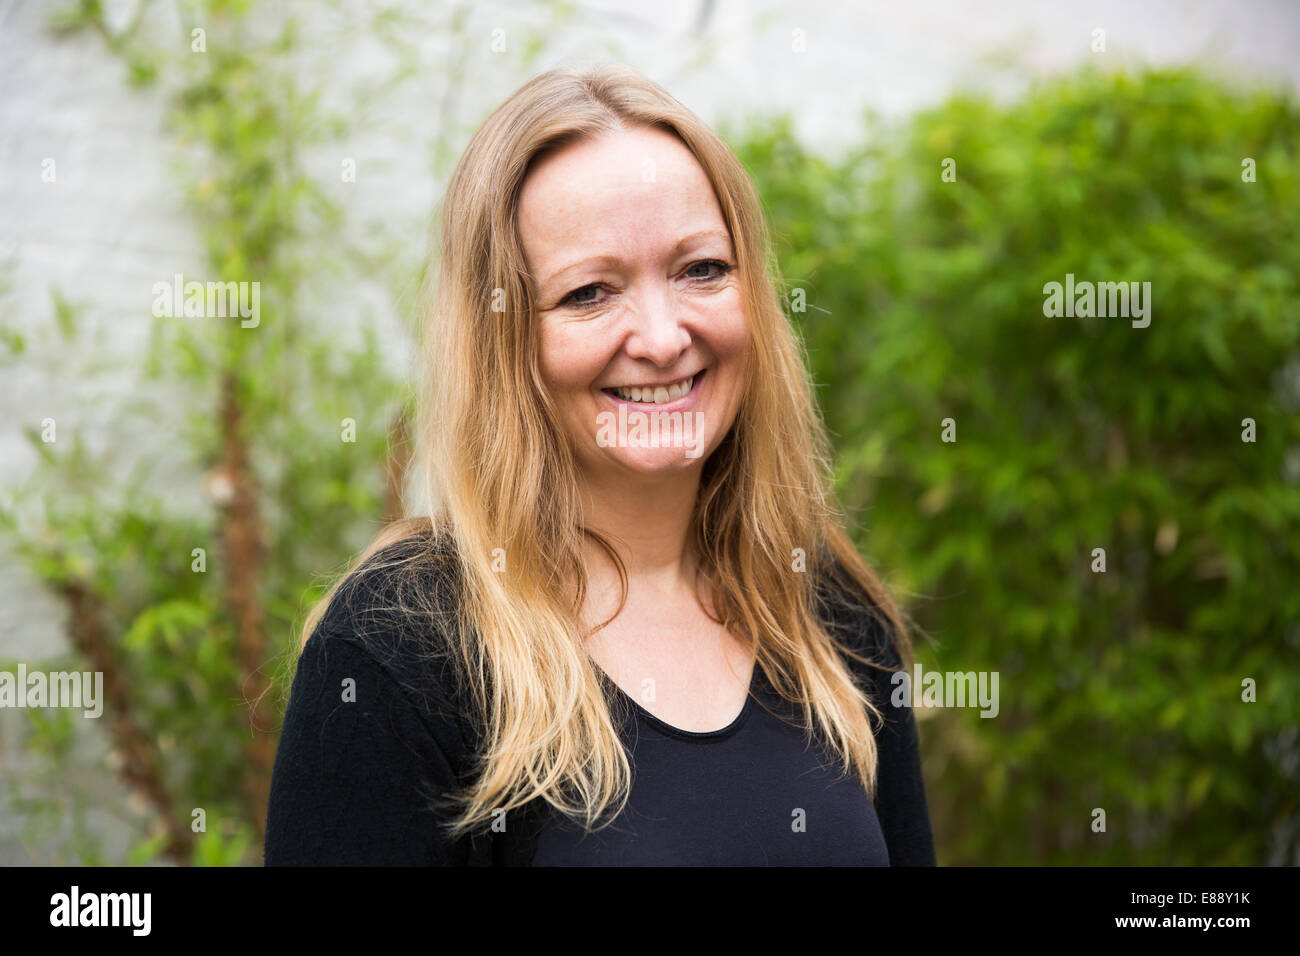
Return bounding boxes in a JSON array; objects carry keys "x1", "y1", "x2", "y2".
[{"x1": 600, "y1": 369, "x2": 706, "y2": 413}]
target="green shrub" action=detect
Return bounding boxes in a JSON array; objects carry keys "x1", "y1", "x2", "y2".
[{"x1": 734, "y1": 65, "x2": 1300, "y2": 864}]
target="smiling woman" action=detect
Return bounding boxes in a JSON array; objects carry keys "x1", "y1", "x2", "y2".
[
  {"x1": 523, "y1": 127, "x2": 749, "y2": 487},
  {"x1": 263, "y1": 62, "x2": 936, "y2": 866}
]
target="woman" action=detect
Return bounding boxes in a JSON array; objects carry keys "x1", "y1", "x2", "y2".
[{"x1": 264, "y1": 62, "x2": 935, "y2": 866}]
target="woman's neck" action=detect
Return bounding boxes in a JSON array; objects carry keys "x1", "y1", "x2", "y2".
[{"x1": 576, "y1": 468, "x2": 705, "y2": 612}]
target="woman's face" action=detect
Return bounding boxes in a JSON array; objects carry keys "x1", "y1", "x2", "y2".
[{"x1": 518, "y1": 125, "x2": 751, "y2": 484}]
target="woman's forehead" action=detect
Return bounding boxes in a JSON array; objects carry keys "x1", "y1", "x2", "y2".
[{"x1": 518, "y1": 128, "x2": 728, "y2": 277}]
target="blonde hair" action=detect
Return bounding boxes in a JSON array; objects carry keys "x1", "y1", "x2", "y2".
[{"x1": 296, "y1": 62, "x2": 915, "y2": 840}]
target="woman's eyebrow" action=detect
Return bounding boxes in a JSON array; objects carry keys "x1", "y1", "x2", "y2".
[
  {"x1": 540, "y1": 254, "x2": 623, "y2": 298},
  {"x1": 541, "y1": 229, "x2": 734, "y2": 298},
  {"x1": 674, "y1": 228, "x2": 732, "y2": 251}
]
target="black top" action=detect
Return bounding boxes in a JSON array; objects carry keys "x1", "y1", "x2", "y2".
[
  {"x1": 264, "y1": 536, "x2": 936, "y2": 866},
  {"x1": 531, "y1": 663, "x2": 892, "y2": 865}
]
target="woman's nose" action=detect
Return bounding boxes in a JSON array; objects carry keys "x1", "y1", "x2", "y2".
[{"x1": 623, "y1": 283, "x2": 691, "y2": 366}]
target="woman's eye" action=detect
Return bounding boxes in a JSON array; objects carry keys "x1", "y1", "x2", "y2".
[
  {"x1": 559, "y1": 262, "x2": 729, "y2": 308},
  {"x1": 562, "y1": 284, "x2": 604, "y2": 308},
  {"x1": 684, "y1": 260, "x2": 731, "y2": 280}
]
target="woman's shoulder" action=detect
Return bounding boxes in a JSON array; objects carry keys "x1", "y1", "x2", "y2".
[
  {"x1": 814, "y1": 550, "x2": 907, "y2": 673},
  {"x1": 319, "y1": 524, "x2": 460, "y2": 627},
  {"x1": 307, "y1": 525, "x2": 471, "y2": 707}
]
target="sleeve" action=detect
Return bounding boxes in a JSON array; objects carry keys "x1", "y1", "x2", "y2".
[
  {"x1": 263, "y1": 630, "x2": 473, "y2": 866},
  {"x1": 864, "y1": 620, "x2": 938, "y2": 866}
]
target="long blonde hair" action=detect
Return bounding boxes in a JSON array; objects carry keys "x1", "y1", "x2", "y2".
[{"x1": 297, "y1": 62, "x2": 915, "y2": 840}]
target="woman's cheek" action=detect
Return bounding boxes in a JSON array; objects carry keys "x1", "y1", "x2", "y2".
[
  {"x1": 708, "y1": 294, "x2": 751, "y2": 358},
  {"x1": 540, "y1": 328, "x2": 606, "y2": 403},
  {"x1": 538, "y1": 325, "x2": 582, "y2": 391}
]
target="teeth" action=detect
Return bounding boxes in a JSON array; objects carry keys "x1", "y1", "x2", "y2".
[{"x1": 612, "y1": 374, "x2": 694, "y2": 404}]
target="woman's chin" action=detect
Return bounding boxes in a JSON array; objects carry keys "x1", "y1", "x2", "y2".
[{"x1": 600, "y1": 446, "x2": 710, "y2": 476}]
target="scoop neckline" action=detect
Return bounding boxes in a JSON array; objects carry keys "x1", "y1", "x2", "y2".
[{"x1": 609, "y1": 664, "x2": 760, "y2": 741}]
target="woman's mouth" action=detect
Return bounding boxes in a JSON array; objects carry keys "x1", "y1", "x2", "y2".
[{"x1": 603, "y1": 369, "x2": 705, "y2": 405}]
